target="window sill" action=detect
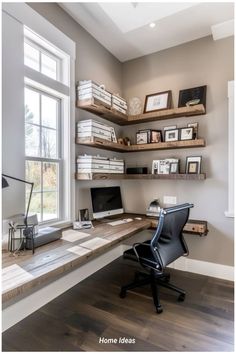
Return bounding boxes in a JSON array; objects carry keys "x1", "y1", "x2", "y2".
[
  {"x1": 39, "y1": 220, "x2": 73, "y2": 230},
  {"x1": 224, "y1": 211, "x2": 234, "y2": 218}
]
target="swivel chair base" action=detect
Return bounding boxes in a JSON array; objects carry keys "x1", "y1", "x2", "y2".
[{"x1": 120, "y1": 269, "x2": 186, "y2": 313}]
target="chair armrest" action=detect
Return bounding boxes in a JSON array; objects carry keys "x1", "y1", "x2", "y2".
[{"x1": 132, "y1": 242, "x2": 150, "y2": 260}]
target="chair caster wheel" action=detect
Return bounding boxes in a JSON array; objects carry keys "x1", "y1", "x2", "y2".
[
  {"x1": 178, "y1": 294, "x2": 185, "y2": 302},
  {"x1": 156, "y1": 306, "x2": 163, "y2": 314},
  {"x1": 120, "y1": 289, "x2": 126, "y2": 298}
]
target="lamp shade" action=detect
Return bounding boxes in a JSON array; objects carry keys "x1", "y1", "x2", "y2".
[{"x1": 2, "y1": 177, "x2": 9, "y2": 188}]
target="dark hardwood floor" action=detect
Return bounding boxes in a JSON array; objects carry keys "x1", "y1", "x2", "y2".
[{"x1": 2, "y1": 257, "x2": 234, "y2": 352}]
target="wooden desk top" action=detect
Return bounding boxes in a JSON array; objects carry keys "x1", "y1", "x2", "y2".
[
  {"x1": 2, "y1": 217, "x2": 150, "y2": 304},
  {"x1": 2, "y1": 214, "x2": 208, "y2": 304}
]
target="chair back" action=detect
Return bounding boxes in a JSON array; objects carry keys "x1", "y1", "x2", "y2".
[{"x1": 150, "y1": 203, "x2": 193, "y2": 270}]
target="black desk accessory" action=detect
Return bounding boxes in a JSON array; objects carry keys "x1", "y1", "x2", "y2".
[{"x1": 126, "y1": 167, "x2": 148, "y2": 174}]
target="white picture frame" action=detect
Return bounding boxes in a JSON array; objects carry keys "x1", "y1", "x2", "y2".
[{"x1": 164, "y1": 129, "x2": 179, "y2": 142}]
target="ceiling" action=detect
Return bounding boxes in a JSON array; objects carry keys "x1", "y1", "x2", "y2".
[{"x1": 59, "y1": 2, "x2": 234, "y2": 62}]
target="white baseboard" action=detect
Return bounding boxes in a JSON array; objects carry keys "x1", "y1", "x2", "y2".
[{"x1": 168, "y1": 257, "x2": 234, "y2": 281}]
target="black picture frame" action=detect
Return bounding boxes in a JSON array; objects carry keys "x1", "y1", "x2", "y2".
[
  {"x1": 178, "y1": 85, "x2": 207, "y2": 108},
  {"x1": 180, "y1": 127, "x2": 193, "y2": 141},
  {"x1": 185, "y1": 156, "x2": 202, "y2": 174},
  {"x1": 151, "y1": 130, "x2": 163, "y2": 143},
  {"x1": 79, "y1": 208, "x2": 89, "y2": 221},
  {"x1": 187, "y1": 162, "x2": 199, "y2": 174},
  {"x1": 136, "y1": 131, "x2": 148, "y2": 144}
]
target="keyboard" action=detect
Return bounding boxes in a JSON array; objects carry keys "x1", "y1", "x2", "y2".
[{"x1": 108, "y1": 218, "x2": 133, "y2": 226}]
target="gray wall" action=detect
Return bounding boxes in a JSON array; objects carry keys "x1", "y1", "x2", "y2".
[
  {"x1": 121, "y1": 36, "x2": 234, "y2": 266},
  {"x1": 2, "y1": 11, "x2": 25, "y2": 218},
  {"x1": 27, "y1": 4, "x2": 234, "y2": 266}
]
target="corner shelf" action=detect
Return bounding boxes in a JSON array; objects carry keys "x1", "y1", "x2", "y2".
[
  {"x1": 77, "y1": 98, "x2": 205, "y2": 126},
  {"x1": 77, "y1": 98, "x2": 128, "y2": 125},
  {"x1": 76, "y1": 136, "x2": 205, "y2": 153},
  {"x1": 75, "y1": 173, "x2": 206, "y2": 181}
]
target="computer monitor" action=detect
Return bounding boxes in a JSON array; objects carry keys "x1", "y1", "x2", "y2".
[{"x1": 90, "y1": 186, "x2": 124, "y2": 219}]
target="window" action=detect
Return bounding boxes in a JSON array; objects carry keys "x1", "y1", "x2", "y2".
[
  {"x1": 23, "y1": 25, "x2": 73, "y2": 225},
  {"x1": 24, "y1": 39, "x2": 60, "y2": 81},
  {"x1": 25, "y1": 87, "x2": 61, "y2": 222}
]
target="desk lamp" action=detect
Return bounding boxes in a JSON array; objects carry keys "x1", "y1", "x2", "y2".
[{"x1": 2, "y1": 174, "x2": 34, "y2": 236}]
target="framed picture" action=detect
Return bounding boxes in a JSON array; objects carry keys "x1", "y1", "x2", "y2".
[
  {"x1": 163, "y1": 125, "x2": 177, "y2": 131},
  {"x1": 187, "y1": 162, "x2": 199, "y2": 174},
  {"x1": 164, "y1": 129, "x2": 179, "y2": 142},
  {"x1": 136, "y1": 132, "x2": 148, "y2": 144},
  {"x1": 186, "y1": 156, "x2": 202, "y2": 174},
  {"x1": 170, "y1": 162, "x2": 179, "y2": 174},
  {"x1": 79, "y1": 208, "x2": 89, "y2": 221},
  {"x1": 152, "y1": 160, "x2": 160, "y2": 174},
  {"x1": 159, "y1": 160, "x2": 170, "y2": 174},
  {"x1": 138, "y1": 129, "x2": 151, "y2": 143},
  {"x1": 151, "y1": 130, "x2": 162, "y2": 143},
  {"x1": 144, "y1": 90, "x2": 172, "y2": 113},
  {"x1": 180, "y1": 127, "x2": 193, "y2": 141},
  {"x1": 187, "y1": 122, "x2": 198, "y2": 139},
  {"x1": 178, "y1": 85, "x2": 207, "y2": 108}
]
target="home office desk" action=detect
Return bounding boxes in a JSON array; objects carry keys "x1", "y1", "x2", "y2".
[{"x1": 2, "y1": 214, "x2": 207, "y2": 331}]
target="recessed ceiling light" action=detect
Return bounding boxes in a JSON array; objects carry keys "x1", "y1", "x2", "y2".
[{"x1": 149, "y1": 22, "x2": 156, "y2": 29}]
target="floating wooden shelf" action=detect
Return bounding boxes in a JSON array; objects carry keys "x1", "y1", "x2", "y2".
[
  {"x1": 76, "y1": 136, "x2": 205, "y2": 152},
  {"x1": 77, "y1": 98, "x2": 206, "y2": 126},
  {"x1": 77, "y1": 98, "x2": 128, "y2": 125},
  {"x1": 76, "y1": 137, "x2": 128, "y2": 152},
  {"x1": 150, "y1": 218, "x2": 208, "y2": 236},
  {"x1": 128, "y1": 104, "x2": 205, "y2": 125},
  {"x1": 75, "y1": 173, "x2": 206, "y2": 181}
]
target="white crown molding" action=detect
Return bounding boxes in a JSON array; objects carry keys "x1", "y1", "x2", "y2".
[{"x1": 211, "y1": 19, "x2": 234, "y2": 40}]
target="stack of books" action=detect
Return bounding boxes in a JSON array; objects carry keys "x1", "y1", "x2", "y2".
[
  {"x1": 77, "y1": 80, "x2": 112, "y2": 107},
  {"x1": 77, "y1": 119, "x2": 117, "y2": 142},
  {"x1": 77, "y1": 154, "x2": 124, "y2": 174},
  {"x1": 111, "y1": 94, "x2": 128, "y2": 115}
]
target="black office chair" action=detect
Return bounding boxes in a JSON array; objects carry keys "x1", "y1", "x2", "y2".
[{"x1": 120, "y1": 203, "x2": 194, "y2": 313}]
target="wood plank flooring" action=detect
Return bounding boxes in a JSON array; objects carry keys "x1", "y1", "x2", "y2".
[{"x1": 2, "y1": 258, "x2": 234, "y2": 352}]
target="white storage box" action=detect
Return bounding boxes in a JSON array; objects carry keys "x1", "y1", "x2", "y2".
[
  {"x1": 112, "y1": 103, "x2": 127, "y2": 115},
  {"x1": 77, "y1": 120, "x2": 112, "y2": 141},
  {"x1": 77, "y1": 155, "x2": 124, "y2": 174},
  {"x1": 112, "y1": 94, "x2": 128, "y2": 109},
  {"x1": 77, "y1": 155, "x2": 110, "y2": 173},
  {"x1": 77, "y1": 80, "x2": 111, "y2": 107},
  {"x1": 111, "y1": 94, "x2": 127, "y2": 114},
  {"x1": 109, "y1": 158, "x2": 124, "y2": 173}
]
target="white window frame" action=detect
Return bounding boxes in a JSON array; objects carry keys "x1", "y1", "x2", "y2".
[
  {"x1": 23, "y1": 28, "x2": 73, "y2": 226},
  {"x1": 24, "y1": 26, "x2": 70, "y2": 87},
  {"x1": 25, "y1": 85, "x2": 63, "y2": 224},
  {"x1": 3, "y1": 2, "x2": 76, "y2": 226},
  {"x1": 24, "y1": 38, "x2": 62, "y2": 82}
]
